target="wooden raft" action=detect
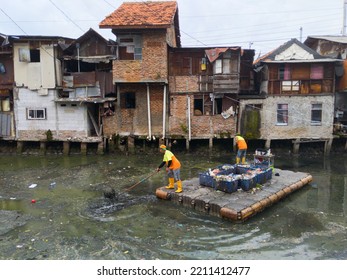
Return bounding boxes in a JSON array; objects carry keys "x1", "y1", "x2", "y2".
[{"x1": 155, "y1": 168, "x2": 313, "y2": 222}]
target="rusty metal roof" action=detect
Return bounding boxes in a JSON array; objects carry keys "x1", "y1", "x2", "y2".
[
  {"x1": 99, "y1": 1, "x2": 178, "y2": 29},
  {"x1": 205, "y1": 47, "x2": 241, "y2": 63}
]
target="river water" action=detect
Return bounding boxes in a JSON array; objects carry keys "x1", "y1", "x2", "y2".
[{"x1": 0, "y1": 149, "x2": 347, "y2": 260}]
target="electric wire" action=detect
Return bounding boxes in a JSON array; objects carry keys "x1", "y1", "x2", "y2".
[
  {"x1": 0, "y1": 7, "x2": 28, "y2": 35},
  {"x1": 48, "y1": 0, "x2": 85, "y2": 33}
]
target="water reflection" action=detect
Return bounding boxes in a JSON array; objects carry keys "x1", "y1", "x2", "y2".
[{"x1": 0, "y1": 153, "x2": 347, "y2": 260}]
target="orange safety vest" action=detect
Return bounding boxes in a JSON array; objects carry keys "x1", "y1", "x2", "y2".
[
  {"x1": 163, "y1": 150, "x2": 181, "y2": 170},
  {"x1": 236, "y1": 136, "x2": 247, "y2": 150}
]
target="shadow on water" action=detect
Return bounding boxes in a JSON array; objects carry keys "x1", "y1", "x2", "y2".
[{"x1": 83, "y1": 191, "x2": 157, "y2": 221}]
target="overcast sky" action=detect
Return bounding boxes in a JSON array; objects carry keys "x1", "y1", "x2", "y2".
[{"x1": 0, "y1": 0, "x2": 344, "y2": 57}]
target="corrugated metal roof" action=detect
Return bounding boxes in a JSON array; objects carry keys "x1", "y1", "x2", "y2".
[
  {"x1": 99, "y1": 1, "x2": 178, "y2": 29},
  {"x1": 254, "y1": 38, "x2": 332, "y2": 65},
  {"x1": 205, "y1": 47, "x2": 241, "y2": 63},
  {"x1": 305, "y1": 35, "x2": 347, "y2": 44}
]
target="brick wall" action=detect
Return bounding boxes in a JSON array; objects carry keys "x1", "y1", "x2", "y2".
[
  {"x1": 113, "y1": 31, "x2": 168, "y2": 82},
  {"x1": 168, "y1": 95, "x2": 237, "y2": 139},
  {"x1": 169, "y1": 76, "x2": 200, "y2": 93},
  {"x1": 103, "y1": 84, "x2": 166, "y2": 138}
]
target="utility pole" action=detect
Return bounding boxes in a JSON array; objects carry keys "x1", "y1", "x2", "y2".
[{"x1": 343, "y1": 0, "x2": 347, "y2": 35}]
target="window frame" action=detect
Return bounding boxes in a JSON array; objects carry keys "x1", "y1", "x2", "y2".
[
  {"x1": 276, "y1": 103, "x2": 288, "y2": 125},
  {"x1": 18, "y1": 48, "x2": 40, "y2": 63},
  {"x1": 311, "y1": 103, "x2": 322, "y2": 125},
  {"x1": 281, "y1": 80, "x2": 299, "y2": 93},
  {"x1": 27, "y1": 108, "x2": 46, "y2": 120},
  {"x1": 121, "y1": 92, "x2": 136, "y2": 109},
  {"x1": 117, "y1": 36, "x2": 142, "y2": 61}
]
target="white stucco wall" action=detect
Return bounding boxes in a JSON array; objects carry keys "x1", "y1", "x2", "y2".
[
  {"x1": 240, "y1": 94, "x2": 334, "y2": 140},
  {"x1": 14, "y1": 88, "x2": 89, "y2": 140},
  {"x1": 56, "y1": 103, "x2": 88, "y2": 133},
  {"x1": 13, "y1": 43, "x2": 56, "y2": 89}
]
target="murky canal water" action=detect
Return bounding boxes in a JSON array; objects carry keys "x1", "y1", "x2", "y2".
[{"x1": 0, "y1": 150, "x2": 347, "y2": 260}]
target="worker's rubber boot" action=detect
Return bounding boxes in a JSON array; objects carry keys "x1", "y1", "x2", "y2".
[
  {"x1": 241, "y1": 157, "x2": 246, "y2": 164},
  {"x1": 236, "y1": 157, "x2": 240, "y2": 164},
  {"x1": 165, "y1": 177, "x2": 175, "y2": 189},
  {"x1": 175, "y1": 180, "x2": 183, "y2": 193}
]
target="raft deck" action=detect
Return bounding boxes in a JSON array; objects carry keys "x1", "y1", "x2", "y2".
[{"x1": 155, "y1": 168, "x2": 313, "y2": 222}]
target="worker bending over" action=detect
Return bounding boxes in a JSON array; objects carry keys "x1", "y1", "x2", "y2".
[
  {"x1": 235, "y1": 134, "x2": 248, "y2": 164},
  {"x1": 156, "y1": 145, "x2": 182, "y2": 193}
]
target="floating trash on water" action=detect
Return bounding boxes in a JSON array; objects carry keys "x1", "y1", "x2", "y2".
[
  {"x1": 10, "y1": 197, "x2": 16, "y2": 200},
  {"x1": 31, "y1": 199, "x2": 36, "y2": 204},
  {"x1": 28, "y1": 184, "x2": 37, "y2": 189},
  {"x1": 16, "y1": 245, "x2": 24, "y2": 249},
  {"x1": 49, "y1": 182, "x2": 56, "y2": 189}
]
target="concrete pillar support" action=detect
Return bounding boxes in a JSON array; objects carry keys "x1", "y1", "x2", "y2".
[
  {"x1": 128, "y1": 136, "x2": 135, "y2": 154},
  {"x1": 40, "y1": 141, "x2": 46, "y2": 155},
  {"x1": 81, "y1": 143, "x2": 87, "y2": 155},
  {"x1": 186, "y1": 139, "x2": 190, "y2": 151},
  {"x1": 97, "y1": 142, "x2": 104, "y2": 155},
  {"x1": 17, "y1": 141, "x2": 24, "y2": 154},
  {"x1": 293, "y1": 139, "x2": 300, "y2": 154},
  {"x1": 324, "y1": 138, "x2": 333, "y2": 155},
  {"x1": 265, "y1": 139, "x2": 271, "y2": 149},
  {"x1": 63, "y1": 142, "x2": 70, "y2": 156},
  {"x1": 209, "y1": 138, "x2": 213, "y2": 150}
]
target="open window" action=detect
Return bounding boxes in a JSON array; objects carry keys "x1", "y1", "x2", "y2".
[
  {"x1": 121, "y1": 92, "x2": 136, "y2": 109},
  {"x1": 193, "y1": 93, "x2": 223, "y2": 116},
  {"x1": 19, "y1": 48, "x2": 40, "y2": 62}
]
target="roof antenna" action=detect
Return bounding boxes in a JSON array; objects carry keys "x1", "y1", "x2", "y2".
[{"x1": 300, "y1": 27, "x2": 303, "y2": 42}]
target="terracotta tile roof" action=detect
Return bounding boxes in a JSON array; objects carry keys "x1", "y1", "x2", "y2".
[{"x1": 99, "y1": 1, "x2": 178, "y2": 29}]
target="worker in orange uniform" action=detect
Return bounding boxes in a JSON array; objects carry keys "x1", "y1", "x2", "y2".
[
  {"x1": 235, "y1": 134, "x2": 248, "y2": 164},
  {"x1": 156, "y1": 144, "x2": 182, "y2": 193}
]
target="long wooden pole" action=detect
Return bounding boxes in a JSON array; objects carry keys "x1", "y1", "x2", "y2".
[{"x1": 125, "y1": 171, "x2": 157, "y2": 191}]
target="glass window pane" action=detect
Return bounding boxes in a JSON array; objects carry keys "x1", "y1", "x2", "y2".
[
  {"x1": 215, "y1": 59, "x2": 222, "y2": 74},
  {"x1": 277, "y1": 104, "x2": 288, "y2": 124}
]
